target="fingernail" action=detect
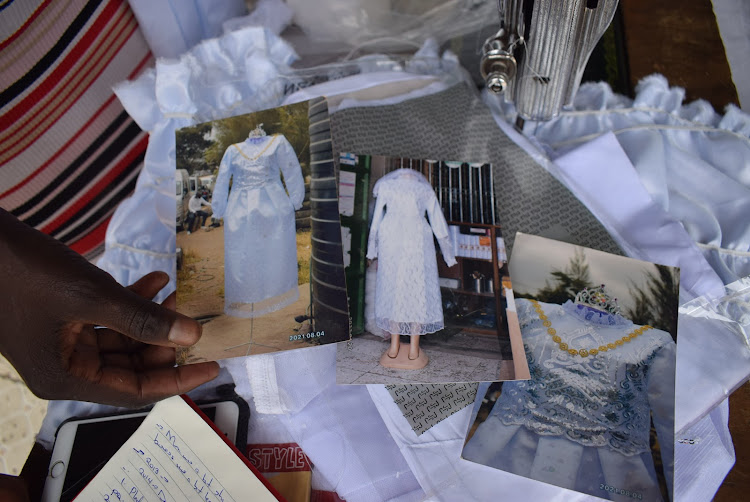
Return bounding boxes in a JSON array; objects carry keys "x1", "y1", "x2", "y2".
[{"x1": 168, "y1": 317, "x2": 200, "y2": 346}]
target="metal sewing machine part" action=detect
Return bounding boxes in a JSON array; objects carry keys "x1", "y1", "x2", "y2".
[{"x1": 481, "y1": 0, "x2": 619, "y2": 122}]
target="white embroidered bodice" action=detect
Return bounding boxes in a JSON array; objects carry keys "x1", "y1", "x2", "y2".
[
  {"x1": 212, "y1": 134, "x2": 305, "y2": 219},
  {"x1": 492, "y1": 299, "x2": 676, "y2": 457}
]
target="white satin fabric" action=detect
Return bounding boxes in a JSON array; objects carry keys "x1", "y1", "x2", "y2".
[
  {"x1": 34, "y1": 13, "x2": 749, "y2": 500},
  {"x1": 491, "y1": 75, "x2": 750, "y2": 286},
  {"x1": 96, "y1": 26, "x2": 298, "y2": 304},
  {"x1": 711, "y1": 0, "x2": 750, "y2": 109},
  {"x1": 128, "y1": 0, "x2": 247, "y2": 58},
  {"x1": 213, "y1": 135, "x2": 305, "y2": 317}
]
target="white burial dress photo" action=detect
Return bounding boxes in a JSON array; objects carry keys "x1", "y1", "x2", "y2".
[
  {"x1": 462, "y1": 298, "x2": 676, "y2": 502},
  {"x1": 366, "y1": 169, "x2": 456, "y2": 335},
  {"x1": 212, "y1": 134, "x2": 305, "y2": 317}
]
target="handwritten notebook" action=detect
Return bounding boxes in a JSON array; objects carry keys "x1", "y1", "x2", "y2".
[{"x1": 74, "y1": 395, "x2": 282, "y2": 502}]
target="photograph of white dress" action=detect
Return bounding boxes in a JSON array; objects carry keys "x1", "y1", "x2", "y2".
[
  {"x1": 366, "y1": 169, "x2": 457, "y2": 335},
  {"x1": 462, "y1": 298, "x2": 676, "y2": 501},
  {"x1": 212, "y1": 133, "x2": 305, "y2": 318}
]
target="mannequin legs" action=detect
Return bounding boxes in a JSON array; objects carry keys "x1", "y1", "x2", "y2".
[
  {"x1": 387, "y1": 334, "x2": 400, "y2": 358},
  {"x1": 386, "y1": 334, "x2": 421, "y2": 360},
  {"x1": 409, "y1": 335, "x2": 420, "y2": 360},
  {"x1": 380, "y1": 332, "x2": 428, "y2": 370}
]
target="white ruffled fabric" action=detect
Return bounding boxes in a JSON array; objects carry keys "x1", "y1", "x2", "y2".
[
  {"x1": 490, "y1": 75, "x2": 750, "y2": 286},
  {"x1": 96, "y1": 26, "x2": 298, "y2": 303},
  {"x1": 476, "y1": 77, "x2": 749, "y2": 502},
  {"x1": 34, "y1": 13, "x2": 749, "y2": 499}
]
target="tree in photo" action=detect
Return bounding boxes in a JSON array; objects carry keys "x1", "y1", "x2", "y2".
[
  {"x1": 519, "y1": 247, "x2": 594, "y2": 304},
  {"x1": 176, "y1": 123, "x2": 212, "y2": 174},
  {"x1": 203, "y1": 102, "x2": 310, "y2": 178},
  {"x1": 626, "y1": 264, "x2": 680, "y2": 340}
]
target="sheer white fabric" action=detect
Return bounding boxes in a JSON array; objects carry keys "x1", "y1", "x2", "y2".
[
  {"x1": 463, "y1": 299, "x2": 675, "y2": 501},
  {"x1": 212, "y1": 134, "x2": 305, "y2": 317},
  {"x1": 366, "y1": 169, "x2": 456, "y2": 335}
]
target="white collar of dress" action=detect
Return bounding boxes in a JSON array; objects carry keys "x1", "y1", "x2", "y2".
[{"x1": 245, "y1": 135, "x2": 270, "y2": 145}]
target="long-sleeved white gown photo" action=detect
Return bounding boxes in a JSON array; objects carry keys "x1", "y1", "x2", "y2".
[
  {"x1": 212, "y1": 134, "x2": 305, "y2": 318},
  {"x1": 366, "y1": 169, "x2": 457, "y2": 336}
]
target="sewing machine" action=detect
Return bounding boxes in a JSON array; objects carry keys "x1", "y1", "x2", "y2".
[{"x1": 481, "y1": 0, "x2": 618, "y2": 124}]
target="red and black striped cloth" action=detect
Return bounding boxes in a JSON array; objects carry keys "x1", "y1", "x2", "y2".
[{"x1": 1, "y1": 0, "x2": 154, "y2": 259}]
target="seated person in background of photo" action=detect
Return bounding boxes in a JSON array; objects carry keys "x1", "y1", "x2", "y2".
[{"x1": 186, "y1": 190, "x2": 212, "y2": 233}]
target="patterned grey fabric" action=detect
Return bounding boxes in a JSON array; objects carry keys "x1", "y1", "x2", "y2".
[
  {"x1": 386, "y1": 383, "x2": 478, "y2": 435},
  {"x1": 329, "y1": 84, "x2": 622, "y2": 257}
]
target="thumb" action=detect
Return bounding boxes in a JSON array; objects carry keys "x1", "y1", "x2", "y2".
[{"x1": 95, "y1": 275, "x2": 201, "y2": 347}]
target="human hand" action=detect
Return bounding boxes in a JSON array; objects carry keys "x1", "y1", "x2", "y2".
[
  {"x1": 0, "y1": 209, "x2": 219, "y2": 407},
  {"x1": 0, "y1": 474, "x2": 29, "y2": 502}
]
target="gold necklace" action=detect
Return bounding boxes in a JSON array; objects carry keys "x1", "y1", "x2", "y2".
[
  {"x1": 529, "y1": 299, "x2": 653, "y2": 357},
  {"x1": 234, "y1": 134, "x2": 278, "y2": 161}
]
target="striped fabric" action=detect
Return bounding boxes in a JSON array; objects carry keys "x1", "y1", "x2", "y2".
[{"x1": 0, "y1": 0, "x2": 154, "y2": 259}]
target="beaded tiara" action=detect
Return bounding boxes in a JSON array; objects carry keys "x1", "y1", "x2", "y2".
[{"x1": 574, "y1": 284, "x2": 621, "y2": 315}]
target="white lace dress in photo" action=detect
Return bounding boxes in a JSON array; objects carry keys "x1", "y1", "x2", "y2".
[
  {"x1": 211, "y1": 134, "x2": 305, "y2": 317},
  {"x1": 366, "y1": 169, "x2": 457, "y2": 335},
  {"x1": 462, "y1": 299, "x2": 676, "y2": 502}
]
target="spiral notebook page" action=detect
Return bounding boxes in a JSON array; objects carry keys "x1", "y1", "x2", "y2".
[{"x1": 74, "y1": 396, "x2": 278, "y2": 502}]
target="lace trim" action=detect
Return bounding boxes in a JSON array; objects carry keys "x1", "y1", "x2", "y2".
[
  {"x1": 225, "y1": 286, "x2": 300, "y2": 318},
  {"x1": 489, "y1": 315, "x2": 663, "y2": 457},
  {"x1": 497, "y1": 413, "x2": 651, "y2": 456},
  {"x1": 497, "y1": 351, "x2": 656, "y2": 457},
  {"x1": 374, "y1": 317, "x2": 444, "y2": 335},
  {"x1": 234, "y1": 134, "x2": 277, "y2": 161}
]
